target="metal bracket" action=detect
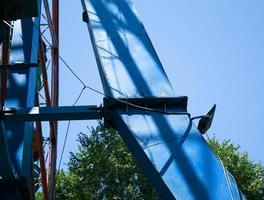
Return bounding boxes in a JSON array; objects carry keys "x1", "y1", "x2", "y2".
[
  {"x1": 82, "y1": 11, "x2": 89, "y2": 23},
  {"x1": 104, "y1": 96, "x2": 188, "y2": 109},
  {"x1": 103, "y1": 96, "x2": 188, "y2": 128}
]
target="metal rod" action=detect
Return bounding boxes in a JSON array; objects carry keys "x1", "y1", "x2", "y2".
[
  {"x1": 42, "y1": 0, "x2": 57, "y2": 47},
  {"x1": 0, "y1": 23, "x2": 12, "y2": 178},
  {"x1": 39, "y1": 35, "x2": 57, "y2": 199},
  {"x1": 0, "y1": 63, "x2": 38, "y2": 70},
  {"x1": 0, "y1": 22, "x2": 10, "y2": 108},
  {"x1": 39, "y1": 36, "x2": 55, "y2": 189},
  {"x1": 39, "y1": 38, "x2": 52, "y2": 107},
  {"x1": 190, "y1": 115, "x2": 209, "y2": 121},
  {"x1": 3, "y1": 105, "x2": 102, "y2": 122},
  {"x1": 49, "y1": 0, "x2": 59, "y2": 198},
  {"x1": 35, "y1": 94, "x2": 49, "y2": 200}
]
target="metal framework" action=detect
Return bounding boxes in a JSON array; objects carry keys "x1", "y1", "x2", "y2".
[{"x1": 0, "y1": 0, "x2": 247, "y2": 199}]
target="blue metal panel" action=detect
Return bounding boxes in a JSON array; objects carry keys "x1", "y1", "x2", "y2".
[
  {"x1": 82, "y1": 0, "x2": 244, "y2": 199},
  {"x1": 81, "y1": 0, "x2": 174, "y2": 98},
  {"x1": 3, "y1": 0, "x2": 41, "y2": 181}
]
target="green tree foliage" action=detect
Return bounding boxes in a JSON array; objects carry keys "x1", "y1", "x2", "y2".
[
  {"x1": 36, "y1": 123, "x2": 264, "y2": 199},
  {"x1": 55, "y1": 122, "x2": 158, "y2": 200},
  {"x1": 208, "y1": 137, "x2": 264, "y2": 199}
]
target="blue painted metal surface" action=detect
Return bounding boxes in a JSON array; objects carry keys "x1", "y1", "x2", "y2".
[
  {"x1": 0, "y1": 0, "x2": 38, "y2": 20},
  {"x1": 81, "y1": 0, "x2": 244, "y2": 199},
  {"x1": 2, "y1": 0, "x2": 41, "y2": 187},
  {"x1": 3, "y1": 105, "x2": 102, "y2": 122},
  {"x1": 0, "y1": 122, "x2": 13, "y2": 178}
]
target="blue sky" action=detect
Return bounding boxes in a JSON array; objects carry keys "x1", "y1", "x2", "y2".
[{"x1": 51, "y1": 0, "x2": 264, "y2": 168}]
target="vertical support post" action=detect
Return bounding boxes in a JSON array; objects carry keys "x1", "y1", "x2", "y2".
[
  {"x1": 28, "y1": 163, "x2": 34, "y2": 200},
  {"x1": 48, "y1": 0, "x2": 59, "y2": 199},
  {"x1": 39, "y1": 36, "x2": 57, "y2": 200},
  {"x1": 51, "y1": 0, "x2": 59, "y2": 107},
  {"x1": 0, "y1": 22, "x2": 13, "y2": 179},
  {"x1": 43, "y1": 0, "x2": 58, "y2": 47},
  {"x1": 0, "y1": 22, "x2": 10, "y2": 107},
  {"x1": 39, "y1": 38, "x2": 52, "y2": 107},
  {"x1": 35, "y1": 93, "x2": 48, "y2": 200}
]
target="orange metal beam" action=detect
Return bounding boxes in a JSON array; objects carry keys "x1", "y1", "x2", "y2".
[
  {"x1": 35, "y1": 94, "x2": 48, "y2": 200},
  {"x1": 48, "y1": 0, "x2": 59, "y2": 199}
]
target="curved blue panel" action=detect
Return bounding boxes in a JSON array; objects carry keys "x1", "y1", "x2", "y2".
[
  {"x1": 4, "y1": 0, "x2": 41, "y2": 179},
  {"x1": 81, "y1": 0, "x2": 244, "y2": 199}
]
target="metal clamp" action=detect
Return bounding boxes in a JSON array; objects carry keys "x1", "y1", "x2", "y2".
[
  {"x1": 103, "y1": 96, "x2": 188, "y2": 112},
  {"x1": 103, "y1": 96, "x2": 189, "y2": 128},
  {"x1": 82, "y1": 11, "x2": 90, "y2": 23}
]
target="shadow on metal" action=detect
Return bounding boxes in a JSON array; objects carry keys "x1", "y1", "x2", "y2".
[{"x1": 81, "y1": 0, "x2": 229, "y2": 199}]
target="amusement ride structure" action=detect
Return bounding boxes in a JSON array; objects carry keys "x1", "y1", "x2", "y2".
[{"x1": 0, "y1": 0, "x2": 247, "y2": 199}]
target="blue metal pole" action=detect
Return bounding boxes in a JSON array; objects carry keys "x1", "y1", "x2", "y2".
[{"x1": 3, "y1": 105, "x2": 102, "y2": 122}]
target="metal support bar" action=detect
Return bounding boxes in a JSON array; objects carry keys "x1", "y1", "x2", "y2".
[
  {"x1": 49, "y1": 0, "x2": 59, "y2": 198},
  {"x1": 0, "y1": 21, "x2": 10, "y2": 107},
  {"x1": 104, "y1": 96, "x2": 188, "y2": 108},
  {"x1": 2, "y1": 106, "x2": 102, "y2": 122},
  {"x1": 38, "y1": 36, "x2": 57, "y2": 197},
  {"x1": 35, "y1": 94, "x2": 48, "y2": 200},
  {"x1": 103, "y1": 97, "x2": 190, "y2": 129},
  {"x1": 39, "y1": 38, "x2": 52, "y2": 107},
  {"x1": 42, "y1": 0, "x2": 57, "y2": 47},
  {"x1": 0, "y1": 63, "x2": 38, "y2": 70},
  {"x1": 0, "y1": 121, "x2": 13, "y2": 178}
]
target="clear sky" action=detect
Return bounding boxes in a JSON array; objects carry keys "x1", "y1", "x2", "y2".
[{"x1": 50, "y1": 0, "x2": 264, "y2": 169}]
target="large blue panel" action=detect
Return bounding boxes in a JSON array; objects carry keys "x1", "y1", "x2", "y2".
[
  {"x1": 3, "y1": 0, "x2": 41, "y2": 180},
  {"x1": 81, "y1": 0, "x2": 174, "y2": 98},
  {"x1": 114, "y1": 109, "x2": 241, "y2": 199},
  {"x1": 82, "y1": 0, "x2": 243, "y2": 199}
]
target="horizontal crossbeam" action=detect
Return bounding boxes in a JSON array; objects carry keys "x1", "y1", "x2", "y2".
[
  {"x1": 1, "y1": 98, "x2": 189, "y2": 122},
  {"x1": 1, "y1": 106, "x2": 102, "y2": 122},
  {"x1": 104, "y1": 96, "x2": 188, "y2": 108},
  {"x1": 0, "y1": 63, "x2": 38, "y2": 70}
]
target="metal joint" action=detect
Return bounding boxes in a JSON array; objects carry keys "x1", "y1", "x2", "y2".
[
  {"x1": 103, "y1": 96, "x2": 188, "y2": 128},
  {"x1": 82, "y1": 11, "x2": 90, "y2": 23},
  {"x1": 103, "y1": 96, "x2": 188, "y2": 111}
]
